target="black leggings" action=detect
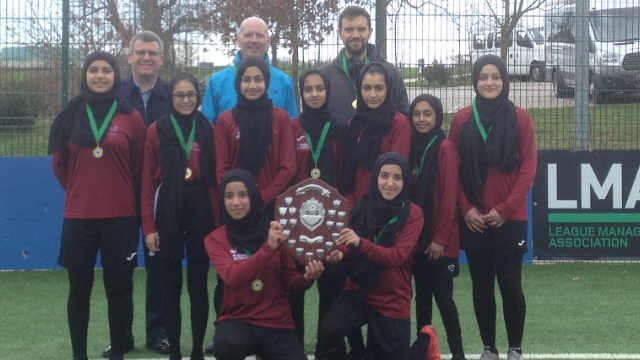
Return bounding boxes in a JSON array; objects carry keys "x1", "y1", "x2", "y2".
[
  {"x1": 413, "y1": 256, "x2": 464, "y2": 356},
  {"x1": 465, "y1": 250, "x2": 526, "y2": 350},
  {"x1": 161, "y1": 257, "x2": 210, "y2": 359},
  {"x1": 67, "y1": 268, "x2": 133, "y2": 360}
]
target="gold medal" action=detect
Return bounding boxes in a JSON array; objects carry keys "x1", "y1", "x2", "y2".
[
  {"x1": 310, "y1": 167, "x2": 321, "y2": 179},
  {"x1": 185, "y1": 167, "x2": 192, "y2": 179},
  {"x1": 93, "y1": 146, "x2": 104, "y2": 158},
  {"x1": 352, "y1": 99, "x2": 357, "y2": 109},
  {"x1": 252, "y1": 279, "x2": 263, "y2": 291}
]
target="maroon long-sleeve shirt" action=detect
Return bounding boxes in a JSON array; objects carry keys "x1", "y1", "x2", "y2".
[
  {"x1": 215, "y1": 107, "x2": 296, "y2": 206},
  {"x1": 346, "y1": 112, "x2": 411, "y2": 207},
  {"x1": 52, "y1": 111, "x2": 145, "y2": 219},
  {"x1": 205, "y1": 227, "x2": 314, "y2": 329},
  {"x1": 341, "y1": 203, "x2": 423, "y2": 319},
  {"x1": 448, "y1": 105, "x2": 537, "y2": 221},
  {"x1": 140, "y1": 122, "x2": 219, "y2": 235}
]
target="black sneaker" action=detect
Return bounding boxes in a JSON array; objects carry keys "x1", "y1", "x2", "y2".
[
  {"x1": 146, "y1": 337, "x2": 171, "y2": 354},
  {"x1": 102, "y1": 341, "x2": 134, "y2": 358},
  {"x1": 204, "y1": 341, "x2": 215, "y2": 355}
]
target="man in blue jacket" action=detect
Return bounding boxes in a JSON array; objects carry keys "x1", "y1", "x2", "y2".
[
  {"x1": 200, "y1": 17, "x2": 298, "y2": 124},
  {"x1": 103, "y1": 30, "x2": 170, "y2": 358}
]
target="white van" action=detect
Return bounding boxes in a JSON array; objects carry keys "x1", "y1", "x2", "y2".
[
  {"x1": 470, "y1": 22, "x2": 547, "y2": 82},
  {"x1": 545, "y1": 0, "x2": 640, "y2": 103}
]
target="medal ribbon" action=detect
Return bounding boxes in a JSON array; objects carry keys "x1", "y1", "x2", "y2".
[
  {"x1": 342, "y1": 54, "x2": 370, "y2": 94},
  {"x1": 373, "y1": 201, "x2": 405, "y2": 244},
  {"x1": 304, "y1": 121, "x2": 331, "y2": 169},
  {"x1": 86, "y1": 100, "x2": 118, "y2": 145},
  {"x1": 415, "y1": 135, "x2": 439, "y2": 177},
  {"x1": 170, "y1": 114, "x2": 197, "y2": 161},
  {"x1": 472, "y1": 98, "x2": 493, "y2": 143}
]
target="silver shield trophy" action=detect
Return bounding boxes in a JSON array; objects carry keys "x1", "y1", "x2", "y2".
[{"x1": 275, "y1": 178, "x2": 350, "y2": 264}]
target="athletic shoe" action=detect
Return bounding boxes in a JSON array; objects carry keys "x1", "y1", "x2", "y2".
[
  {"x1": 479, "y1": 349, "x2": 500, "y2": 360},
  {"x1": 146, "y1": 337, "x2": 171, "y2": 354},
  {"x1": 102, "y1": 341, "x2": 134, "y2": 358},
  {"x1": 507, "y1": 350, "x2": 524, "y2": 360},
  {"x1": 420, "y1": 325, "x2": 441, "y2": 360},
  {"x1": 204, "y1": 341, "x2": 214, "y2": 355}
]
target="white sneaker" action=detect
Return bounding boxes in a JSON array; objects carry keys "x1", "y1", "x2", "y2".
[
  {"x1": 479, "y1": 349, "x2": 500, "y2": 360},
  {"x1": 507, "y1": 350, "x2": 524, "y2": 360}
]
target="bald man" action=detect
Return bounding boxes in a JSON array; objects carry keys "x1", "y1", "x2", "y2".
[{"x1": 200, "y1": 17, "x2": 298, "y2": 124}]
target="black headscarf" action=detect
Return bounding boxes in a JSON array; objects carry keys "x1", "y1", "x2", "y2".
[
  {"x1": 154, "y1": 73, "x2": 217, "y2": 242},
  {"x1": 458, "y1": 54, "x2": 519, "y2": 211},
  {"x1": 48, "y1": 50, "x2": 133, "y2": 154},
  {"x1": 231, "y1": 56, "x2": 274, "y2": 177},
  {"x1": 298, "y1": 69, "x2": 345, "y2": 186},
  {"x1": 409, "y1": 94, "x2": 446, "y2": 252},
  {"x1": 339, "y1": 62, "x2": 398, "y2": 194},
  {"x1": 348, "y1": 152, "x2": 412, "y2": 296},
  {"x1": 220, "y1": 169, "x2": 270, "y2": 255}
]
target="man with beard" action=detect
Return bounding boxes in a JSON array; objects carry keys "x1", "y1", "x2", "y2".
[{"x1": 321, "y1": 6, "x2": 409, "y2": 125}]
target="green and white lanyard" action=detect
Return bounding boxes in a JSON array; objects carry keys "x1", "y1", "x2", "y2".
[
  {"x1": 415, "y1": 135, "x2": 439, "y2": 177},
  {"x1": 86, "y1": 100, "x2": 118, "y2": 158},
  {"x1": 342, "y1": 54, "x2": 370, "y2": 93},
  {"x1": 472, "y1": 98, "x2": 493, "y2": 143},
  {"x1": 170, "y1": 114, "x2": 197, "y2": 178},
  {"x1": 373, "y1": 201, "x2": 405, "y2": 244},
  {"x1": 242, "y1": 248, "x2": 265, "y2": 292},
  {"x1": 304, "y1": 121, "x2": 331, "y2": 179}
]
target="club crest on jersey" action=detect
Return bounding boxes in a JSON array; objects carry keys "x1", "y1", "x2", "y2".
[{"x1": 231, "y1": 249, "x2": 248, "y2": 261}]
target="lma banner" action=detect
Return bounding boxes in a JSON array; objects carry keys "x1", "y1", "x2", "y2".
[{"x1": 533, "y1": 150, "x2": 640, "y2": 260}]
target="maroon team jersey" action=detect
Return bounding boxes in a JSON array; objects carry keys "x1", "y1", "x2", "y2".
[{"x1": 52, "y1": 111, "x2": 146, "y2": 219}]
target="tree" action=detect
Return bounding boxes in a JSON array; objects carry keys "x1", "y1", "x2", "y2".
[
  {"x1": 481, "y1": 0, "x2": 546, "y2": 60},
  {"x1": 21, "y1": 0, "x2": 217, "y2": 67},
  {"x1": 202, "y1": 0, "x2": 351, "y2": 108}
]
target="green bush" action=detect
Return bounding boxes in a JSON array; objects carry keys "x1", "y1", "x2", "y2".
[
  {"x1": 431, "y1": 59, "x2": 450, "y2": 85},
  {"x1": 0, "y1": 85, "x2": 41, "y2": 131}
]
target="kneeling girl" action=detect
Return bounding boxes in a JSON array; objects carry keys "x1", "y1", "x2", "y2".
[
  {"x1": 205, "y1": 169, "x2": 324, "y2": 360},
  {"x1": 316, "y1": 152, "x2": 423, "y2": 360}
]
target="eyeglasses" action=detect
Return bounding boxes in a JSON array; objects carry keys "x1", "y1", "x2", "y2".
[
  {"x1": 172, "y1": 92, "x2": 198, "y2": 101},
  {"x1": 133, "y1": 50, "x2": 160, "y2": 58}
]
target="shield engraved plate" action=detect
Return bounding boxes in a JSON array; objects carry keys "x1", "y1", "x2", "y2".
[{"x1": 275, "y1": 178, "x2": 350, "y2": 264}]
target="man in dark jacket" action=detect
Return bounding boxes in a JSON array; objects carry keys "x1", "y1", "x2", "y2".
[
  {"x1": 102, "y1": 30, "x2": 170, "y2": 358},
  {"x1": 320, "y1": 6, "x2": 409, "y2": 125}
]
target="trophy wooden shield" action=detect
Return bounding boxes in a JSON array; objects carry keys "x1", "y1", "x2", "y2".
[{"x1": 275, "y1": 178, "x2": 350, "y2": 264}]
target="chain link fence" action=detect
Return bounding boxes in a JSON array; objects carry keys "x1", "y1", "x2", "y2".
[{"x1": 1, "y1": 0, "x2": 639, "y2": 156}]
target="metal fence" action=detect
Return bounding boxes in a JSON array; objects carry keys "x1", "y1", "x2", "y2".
[{"x1": 1, "y1": 0, "x2": 639, "y2": 156}]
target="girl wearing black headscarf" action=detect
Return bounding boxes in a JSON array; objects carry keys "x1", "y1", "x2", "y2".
[
  {"x1": 49, "y1": 51, "x2": 145, "y2": 360},
  {"x1": 140, "y1": 73, "x2": 216, "y2": 360},
  {"x1": 338, "y1": 61, "x2": 411, "y2": 208},
  {"x1": 449, "y1": 54, "x2": 537, "y2": 360},
  {"x1": 204, "y1": 169, "x2": 323, "y2": 360},
  {"x1": 212, "y1": 56, "x2": 297, "y2": 330},
  {"x1": 288, "y1": 68, "x2": 346, "y2": 347},
  {"x1": 214, "y1": 56, "x2": 296, "y2": 213},
  {"x1": 291, "y1": 68, "x2": 345, "y2": 186},
  {"x1": 316, "y1": 152, "x2": 424, "y2": 360},
  {"x1": 408, "y1": 94, "x2": 466, "y2": 360}
]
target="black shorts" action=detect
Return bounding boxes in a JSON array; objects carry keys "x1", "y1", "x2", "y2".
[
  {"x1": 460, "y1": 219, "x2": 528, "y2": 255},
  {"x1": 58, "y1": 216, "x2": 139, "y2": 271},
  {"x1": 412, "y1": 253, "x2": 460, "y2": 279}
]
